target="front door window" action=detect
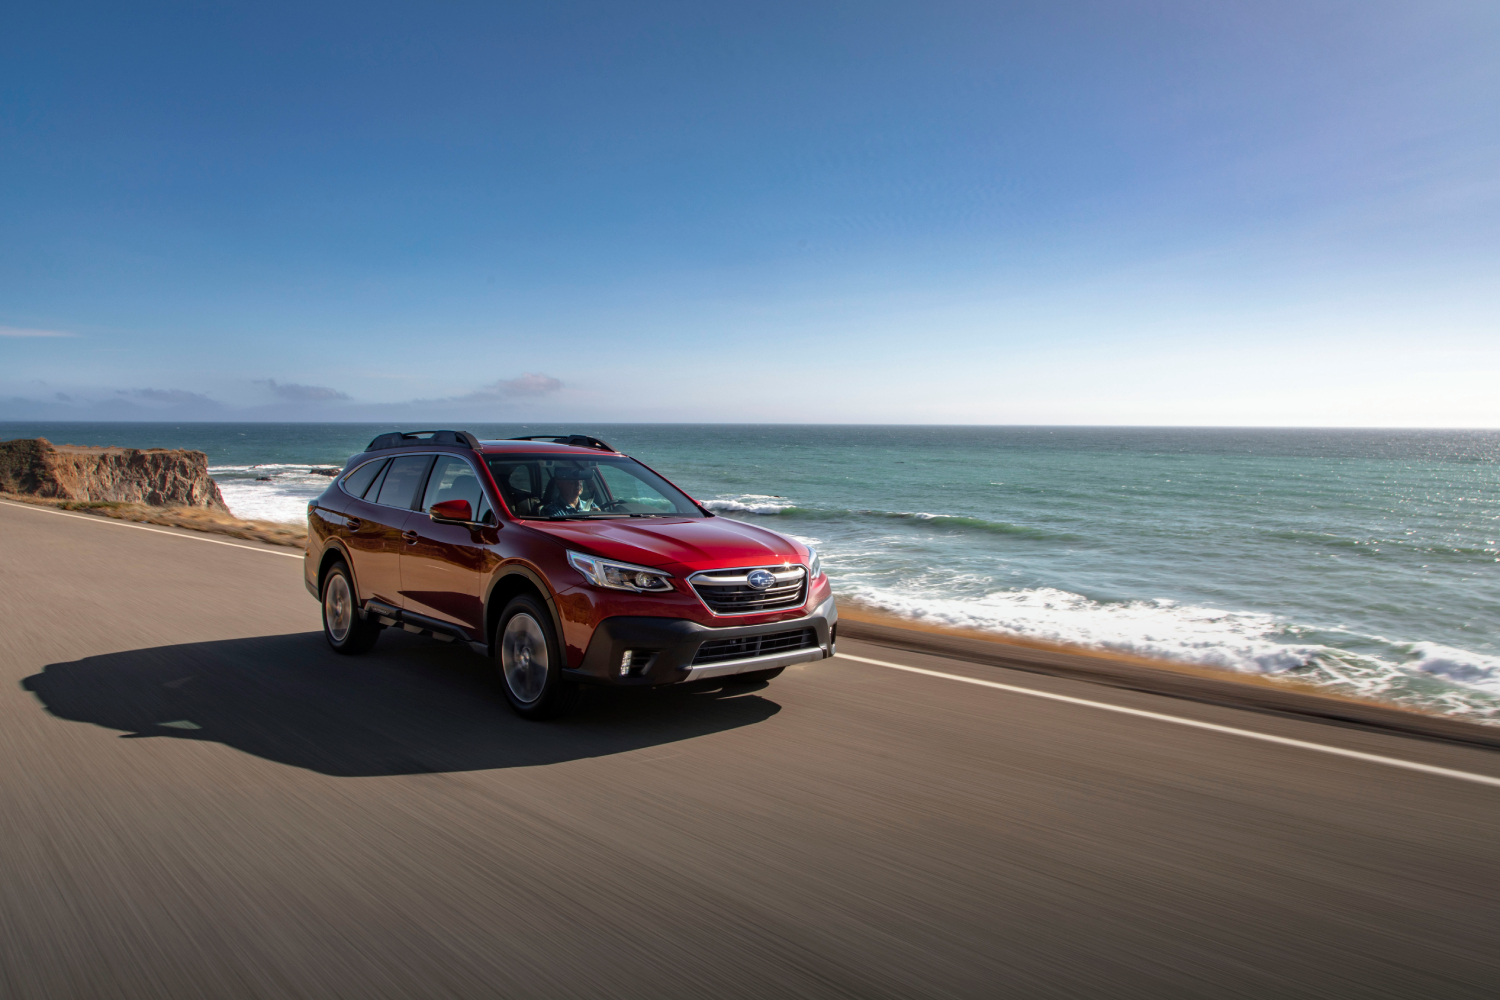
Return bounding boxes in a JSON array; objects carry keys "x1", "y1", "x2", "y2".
[{"x1": 421, "y1": 456, "x2": 488, "y2": 520}]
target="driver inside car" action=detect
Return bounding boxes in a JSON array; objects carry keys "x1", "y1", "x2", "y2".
[{"x1": 541, "y1": 467, "x2": 600, "y2": 517}]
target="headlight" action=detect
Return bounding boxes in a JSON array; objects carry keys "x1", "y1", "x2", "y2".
[
  {"x1": 567, "y1": 551, "x2": 675, "y2": 593},
  {"x1": 807, "y1": 547, "x2": 823, "y2": 579}
]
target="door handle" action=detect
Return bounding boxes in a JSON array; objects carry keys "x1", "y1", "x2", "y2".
[
  {"x1": 402, "y1": 529, "x2": 419, "y2": 544},
  {"x1": 346, "y1": 517, "x2": 362, "y2": 531}
]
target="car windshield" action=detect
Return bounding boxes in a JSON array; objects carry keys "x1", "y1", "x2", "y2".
[{"x1": 485, "y1": 454, "x2": 704, "y2": 519}]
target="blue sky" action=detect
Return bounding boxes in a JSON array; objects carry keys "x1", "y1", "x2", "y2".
[{"x1": 2, "y1": 1, "x2": 1497, "y2": 425}]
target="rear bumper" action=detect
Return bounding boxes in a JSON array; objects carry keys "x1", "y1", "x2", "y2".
[{"x1": 567, "y1": 596, "x2": 838, "y2": 686}]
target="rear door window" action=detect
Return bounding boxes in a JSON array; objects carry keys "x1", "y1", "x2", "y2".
[{"x1": 374, "y1": 455, "x2": 434, "y2": 510}]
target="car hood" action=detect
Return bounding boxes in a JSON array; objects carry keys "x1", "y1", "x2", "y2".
[{"x1": 523, "y1": 516, "x2": 804, "y2": 573}]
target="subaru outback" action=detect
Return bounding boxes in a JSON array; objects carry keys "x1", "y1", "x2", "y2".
[{"x1": 305, "y1": 430, "x2": 836, "y2": 717}]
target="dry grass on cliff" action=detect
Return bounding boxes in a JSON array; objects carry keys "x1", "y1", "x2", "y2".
[{"x1": 0, "y1": 493, "x2": 307, "y2": 548}]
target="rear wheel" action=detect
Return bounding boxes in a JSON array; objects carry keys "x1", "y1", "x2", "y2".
[
  {"x1": 496, "y1": 595, "x2": 578, "y2": 719},
  {"x1": 321, "y1": 562, "x2": 381, "y2": 654}
]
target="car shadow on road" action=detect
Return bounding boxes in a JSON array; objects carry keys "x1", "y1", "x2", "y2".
[{"x1": 22, "y1": 630, "x2": 781, "y2": 776}]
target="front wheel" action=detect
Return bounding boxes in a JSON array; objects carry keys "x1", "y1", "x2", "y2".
[
  {"x1": 322, "y1": 562, "x2": 381, "y2": 654},
  {"x1": 495, "y1": 595, "x2": 578, "y2": 719}
]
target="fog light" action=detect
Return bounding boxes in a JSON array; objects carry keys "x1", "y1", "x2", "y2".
[{"x1": 620, "y1": 650, "x2": 633, "y2": 676}]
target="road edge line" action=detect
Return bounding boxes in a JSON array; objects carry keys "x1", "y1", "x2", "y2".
[
  {"x1": 0, "y1": 499, "x2": 304, "y2": 560},
  {"x1": 835, "y1": 652, "x2": 1500, "y2": 789}
]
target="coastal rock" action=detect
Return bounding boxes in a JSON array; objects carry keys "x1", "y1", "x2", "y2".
[{"x1": 0, "y1": 438, "x2": 228, "y2": 510}]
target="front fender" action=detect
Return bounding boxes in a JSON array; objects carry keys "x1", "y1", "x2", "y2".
[{"x1": 480, "y1": 560, "x2": 568, "y2": 658}]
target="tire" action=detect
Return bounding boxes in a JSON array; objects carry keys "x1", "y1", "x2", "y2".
[
  {"x1": 495, "y1": 595, "x2": 578, "y2": 719},
  {"x1": 725, "y1": 666, "x2": 785, "y2": 685},
  {"x1": 321, "y1": 561, "x2": 381, "y2": 655}
]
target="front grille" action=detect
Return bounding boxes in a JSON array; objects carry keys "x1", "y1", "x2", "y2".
[
  {"x1": 692, "y1": 628, "x2": 817, "y2": 666},
  {"x1": 690, "y1": 565, "x2": 807, "y2": 614}
]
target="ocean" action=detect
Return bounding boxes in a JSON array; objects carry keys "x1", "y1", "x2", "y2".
[{"x1": 6, "y1": 421, "x2": 1498, "y2": 723}]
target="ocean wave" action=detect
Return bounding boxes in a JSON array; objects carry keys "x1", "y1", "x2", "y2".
[
  {"x1": 209, "y1": 463, "x2": 333, "y2": 474},
  {"x1": 839, "y1": 583, "x2": 1500, "y2": 722},
  {"x1": 218, "y1": 480, "x2": 325, "y2": 523},
  {"x1": 1265, "y1": 529, "x2": 1499, "y2": 560},
  {"x1": 1403, "y1": 642, "x2": 1500, "y2": 693},
  {"x1": 844, "y1": 584, "x2": 1316, "y2": 672},
  {"x1": 709, "y1": 496, "x2": 1077, "y2": 540},
  {"x1": 703, "y1": 496, "x2": 799, "y2": 514},
  {"x1": 864, "y1": 511, "x2": 1078, "y2": 539}
]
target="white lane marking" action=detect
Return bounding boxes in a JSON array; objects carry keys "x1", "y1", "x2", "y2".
[
  {"x1": 835, "y1": 653, "x2": 1500, "y2": 790},
  {"x1": 0, "y1": 499, "x2": 303, "y2": 559}
]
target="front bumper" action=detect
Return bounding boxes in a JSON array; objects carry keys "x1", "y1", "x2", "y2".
[{"x1": 568, "y1": 596, "x2": 838, "y2": 685}]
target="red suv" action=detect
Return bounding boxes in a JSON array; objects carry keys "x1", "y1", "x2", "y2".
[{"x1": 305, "y1": 430, "x2": 836, "y2": 717}]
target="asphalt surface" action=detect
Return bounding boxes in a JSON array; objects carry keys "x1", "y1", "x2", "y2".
[{"x1": 3, "y1": 498, "x2": 1499, "y2": 999}]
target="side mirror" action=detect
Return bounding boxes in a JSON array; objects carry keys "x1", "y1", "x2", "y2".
[{"x1": 429, "y1": 499, "x2": 472, "y2": 523}]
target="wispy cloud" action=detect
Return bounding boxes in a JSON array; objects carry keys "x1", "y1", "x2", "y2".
[
  {"x1": 258, "y1": 379, "x2": 350, "y2": 402},
  {"x1": 403, "y1": 373, "x2": 567, "y2": 410},
  {"x1": 0, "y1": 373, "x2": 574, "y2": 421},
  {"x1": 462, "y1": 373, "x2": 564, "y2": 400},
  {"x1": 0, "y1": 326, "x2": 76, "y2": 338},
  {"x1": 123, "y1": 388, "x2": 220, "y2": 406}
]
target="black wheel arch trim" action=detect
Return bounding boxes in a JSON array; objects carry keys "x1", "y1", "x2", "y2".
[
  {"x1": 314, "y1": 540, "x2": 358, "y2": 607},
  {"x1": 481, "y1": 562, "x2": 566, "y2": 657}
]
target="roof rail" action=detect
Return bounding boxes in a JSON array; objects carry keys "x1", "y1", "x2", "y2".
[
  {"x1": 366, "y1": 429, "x2": 481, "y2": 452},
  {"x1": 509, "y1": 434, "x2": 616, "y2": 452}
]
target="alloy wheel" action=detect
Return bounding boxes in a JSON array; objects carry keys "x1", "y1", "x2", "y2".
[
  {"x1": 324, "y1": 572, "x2": 353, "y2": 643},
  {"x1": 501, "y1": 613, "x2": 549, "y2": 704}
]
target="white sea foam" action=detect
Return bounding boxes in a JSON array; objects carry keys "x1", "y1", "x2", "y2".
[
  {"x1": 212, "y1": 465, "x2": 334, "y2": 523},
  {"x1": 1404, "y1": 642, "x2": 1500, "y2": 694},
  {"x1": 843, "y1": 583, "x2": 1320, "y2": 673},
  {"x1": 838, "y1": 581, "x2": 1500, "y2": 721},
  {"x1": 704, "y1": 494, "x2": 797, "y2": 514}
]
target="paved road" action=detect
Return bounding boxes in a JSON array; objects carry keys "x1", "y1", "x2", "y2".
[{"x1": 3, "y1": 499, "x2": 1499, "y2": 999}]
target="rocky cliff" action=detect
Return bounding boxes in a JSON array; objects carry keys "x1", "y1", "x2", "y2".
[{"x1": 0, "y1": 438, "x2": 228, "y2": 510}]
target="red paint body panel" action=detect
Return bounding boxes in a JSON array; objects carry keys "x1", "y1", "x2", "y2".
[
  {"x1": 400, "y1": 519, "x2": 495, "y2": 632},
  {"x1": 521, "y1": 516, "x2": 800, "y2": 574},
  {"x1": 343, "y1": 497, "x2": 412, "y2": 608}
]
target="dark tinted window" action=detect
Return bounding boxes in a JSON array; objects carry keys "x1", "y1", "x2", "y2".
[
  {"x1": 341, "y1": 458, "x2": 388, "y2": 499},
  {"x1": 364, "y1": 460, "x2": 391, "y2": 500},
  {"x1": 375, "y1": 455, "x2": 433, "y2": 510}
]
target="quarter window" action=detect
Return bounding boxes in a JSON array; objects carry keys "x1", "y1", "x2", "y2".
[{"x1": 341, "y1": 458, "x2": 388, "y2": 499}]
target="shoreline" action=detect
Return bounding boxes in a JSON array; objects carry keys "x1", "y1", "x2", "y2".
[{"x1": 837, "y1": 600, "x2": 1500, "y2": 749}]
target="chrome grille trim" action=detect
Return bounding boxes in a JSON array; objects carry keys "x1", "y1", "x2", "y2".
[{"x1": 688, "y1": 564, "x2": 808, "y2": 615}]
